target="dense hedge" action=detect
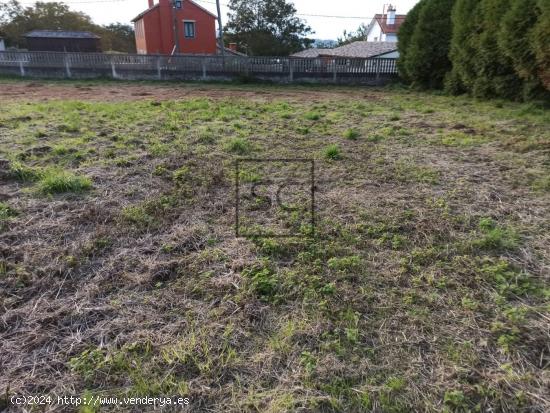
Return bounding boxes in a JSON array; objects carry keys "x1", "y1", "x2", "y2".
[
  {"x1": 532, "y1": 0, "x2": 550, "y2": 91},
  {"x1": 398, "y1": 0, "x2": 455, "y2": 89},
  {"x1": 396, "y1": 1, "x2": 424, "y2": 84},
  {"x1": 398, "y1": 0, "x2": 550, "y2": 100}
]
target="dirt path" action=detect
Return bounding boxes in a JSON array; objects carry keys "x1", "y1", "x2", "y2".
[{"x1": 0, "y1": 80, "x2": 380, "y2": 103}]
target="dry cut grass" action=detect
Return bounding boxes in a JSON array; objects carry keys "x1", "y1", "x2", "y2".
[{"x1": 0, "y1": 80, "x2": 549, "y2": 412}]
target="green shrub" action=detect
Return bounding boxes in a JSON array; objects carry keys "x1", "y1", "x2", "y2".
[
  {"x1": 472, "y1": 218, "x2": 518, "y2": 251},
  {"x1": 305, "y1": 112, "x2": 321, "y2": 121},
  {"x1": 327, "y1": 255, "x2": 362, "y2": 272},
  {"x1": 446, "y1": 0, "x2": 480, "y2": 94},
  {"x1": 172, "y1": 166, "x2": 190, "y2": 185},
  {"x1": 0, "y1": 202, "x2": 17, "y2": 230},
  {"x1": 444, "y1": 390, "x2": 469, "y2": 410},
  {"x1": 323, "y1": 144, "x2": 342, "y2": 160},
  {"x1": 367, "y1": 134, "x2": 384, "y2": 143},
  {"x1": 8, "y1": 160, "x2": 41, "y2": 181},
  {"x1": 121, "y1": 196, "x2": 176, "y2": 229},
  {"x1": 472, "y1": 0, "x2": 523, "y2": 99},
  {"x1": 532, "y1": 175, "x2": 550, "y2": 192},
  {"x1": 404, "y1": 0, "x2": 549, "y2": 100},
  {"x1": 243, "y1": 266, "x2": 278, "y2": 300},
  {"x1": 38, "y1": 169, "x2": 92, "y2": 194},
  {"x1": 481, "y1": 259, "x2": 536, "y2": 297},
  {"x1": 224, "y1": 137, "x2": 252, "y2": 155},
  {"x1": 53, "y1": 145, "x2": 69, "y2": 155},
  {"x1": 397, "y1": 0, "x2": 426, "y2": 83},
  {"x1": 402, "y1": 0, "x2": 455, "y2": 89},
  {"x1": 343, "y1": 128, "x2": 360, "y2": 140},
  {"x1": 499, "y1": 0, "x2": 547, "y2": 99},
  {"x1": 531, "y1": 0, "x2": 550, "y2": 95},
  {"x1": 121, "y1": 205, "x2": 155, "y2": 228}
]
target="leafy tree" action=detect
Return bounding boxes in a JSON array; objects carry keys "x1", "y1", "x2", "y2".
[
  {"x1": 472, "y1": 0, "x2": 523, "y2": 99},
  {"x1": 403, "y1": 0, "x2": 456, "y2": 89},
  {"x1": 445, "y1": 0, "x2": 481, "y2": 94},
  {"x1": 396, "y1": 0, "x2": 426, "y2": 83},
  {"x1": 1, "y1": 1, "x2": 96, "y2": 48},
  {"x1": 100, "y1": 23, "x2": 135, "y2": 53},
  {"x1": 0, "y1": 1, "x2": 136, "y2": 53},
  {"x1": 337, "y1": 23, "x2": 369, "y2": 46},
  {"x1": 0, "y1": 0, "x2": 22, "y2": 27},
  {"x1": 224, "y1": 0, "x2": 313, "y2": 56}
]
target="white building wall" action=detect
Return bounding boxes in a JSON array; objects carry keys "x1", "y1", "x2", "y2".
[
  {"x1": 377, "y1": 50, "x2": 399, "y2": 58},
  {"x1": 366, "y1": 23, "x2": 383, "y2": 42},
  {"x1": 366, "y1": 21, "x2": 399, "y2": 42}
]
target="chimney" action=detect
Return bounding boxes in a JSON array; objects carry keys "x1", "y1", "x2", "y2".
[
  {"x1": 148, "y1": 0, "x2": 154, "y2": 8},
  {"x1": 229, "y1": 43, "x2": 237, "y2": 52},
  {"x1": 387, "y1": 5, "x2": 396, "y2": 25}
]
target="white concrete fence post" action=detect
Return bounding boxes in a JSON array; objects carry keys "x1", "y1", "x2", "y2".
[
  {"x1": 157, "y1": 56, "x2": 162, "y2": 80},
  {"x1": 64, "y1": 54, "x2": 72, "y2": 78},
  {"x1": 19, "y1": 60, "x2": 25, "y2": 77},
  {"x1": 110, "y1": 56, "x2": 117, "y2": 79},
  {"x1": 202, "y1": 58, "x2": 207, "y2": 80},
  {"x1": 333, "y1": 58, "x2": 337, "y2": 83},
  {"x1": 289, "y1": 59, "x2": 294, "y2": 83}
]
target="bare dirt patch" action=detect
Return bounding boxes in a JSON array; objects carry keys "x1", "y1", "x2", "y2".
[{"x1": 0, "y1": 80, "x2": 382, "y2": 103}]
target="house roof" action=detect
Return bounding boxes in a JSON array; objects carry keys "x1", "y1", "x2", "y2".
[
  {"x1": 132, "y1": 3, "x2": 160, "y2": 22},
  {"x1": 291, "y1": 41, "x2": 397, "y2": 59},
  {"x1": 326, "y1": 41, "x2": 397, "y2": 58},
  {"x1": 217, "y1": 44, "x2": 247, "y2": 57},
  {"x1": 24, "y1": 30, "x2": 100, "y2": 39},
  {"x1": 373, "y1": 14, "x2": 407, "y2": 34},
  {"x1": 132, "y1": 0, "x2": 217, "y2": 22},
  {"x1": 291, "y1": 48, "x2": 333, "y2": 58}
]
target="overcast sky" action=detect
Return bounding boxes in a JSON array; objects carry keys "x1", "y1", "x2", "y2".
[{"x1": 14, "y1": 0, "x2": 420, "y2": 39}]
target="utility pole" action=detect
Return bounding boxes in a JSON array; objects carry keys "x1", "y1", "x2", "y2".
[
  {"x1": 216, "y1": 0, "x2": 225, "y2": 63},
  {"x1": 172, "y1": 0, "x2": 181, "y2": 54}
]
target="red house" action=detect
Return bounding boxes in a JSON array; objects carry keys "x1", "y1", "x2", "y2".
[{"x1": 132, "y1": 0, "x2": 217, "y2": 55}]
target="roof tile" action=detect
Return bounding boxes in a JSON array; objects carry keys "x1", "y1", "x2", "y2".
[
  {"x1": 291, "y1": 42, "x2": 397, "y2": 59},
  {"x1": 374, "y1": 14, "x2": 407, "y2": 34}
]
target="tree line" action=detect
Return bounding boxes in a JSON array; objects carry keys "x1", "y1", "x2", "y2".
[
  {"x1": 0, "y1": 0, "x2": 314, "y2": 56},
  {"x1": 0, "y1": 0, "x2": 136, "y2": 53},
  {"x1": 397, "y1": 0, "x2": 549, "y2": 101},
  {"x1": 223, "y1": 0, "x2": 313, "y2": 56}
]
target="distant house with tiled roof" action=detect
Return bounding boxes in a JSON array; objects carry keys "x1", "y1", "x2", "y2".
[
  {"x1": 291, "y1": 42, "x2": 398, "y2": 59},
  {"x1": 328, "y1": 42, "x2": 398, "y2": 59},
  {"x1": 366, "y1": 5, "x2": 406, "y2": 42},
  {"x1": 291, "y1": 48, "x2": 334, "y2": 58},
  {"x1": 218, "y1": 43, "x2": 247, "y2": 57}
]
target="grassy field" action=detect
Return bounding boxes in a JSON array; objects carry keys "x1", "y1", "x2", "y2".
[{"x1": 0, "y1": 79, "x2": 549, "y2": 412}]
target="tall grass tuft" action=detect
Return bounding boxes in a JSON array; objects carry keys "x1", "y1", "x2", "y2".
[{"x1": 38, "y1": 169, "x2": 92, "y2": 194}]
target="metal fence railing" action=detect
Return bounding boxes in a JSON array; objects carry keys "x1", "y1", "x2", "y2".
[{"x1": 0, "y1": 51, "x2": 399, "y2": 83}]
